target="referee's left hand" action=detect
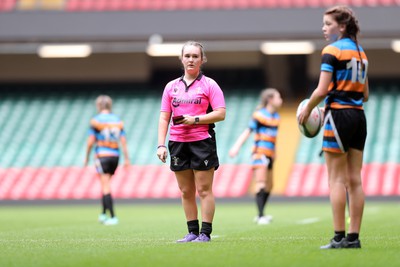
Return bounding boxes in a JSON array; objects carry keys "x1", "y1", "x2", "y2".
[{"x1": 181, "y1": 115, "x2": 195, "y2": 125}]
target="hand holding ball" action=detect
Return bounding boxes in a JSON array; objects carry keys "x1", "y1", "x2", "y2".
[{"x1": 296, "y1": 99, "x2": 323, "y2": 138}]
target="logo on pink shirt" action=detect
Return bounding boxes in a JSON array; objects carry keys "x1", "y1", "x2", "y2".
[{"x1": 172, "y1": 97, "x2": 202, "y2": 107}]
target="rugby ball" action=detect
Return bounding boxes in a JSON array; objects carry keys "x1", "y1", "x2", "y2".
[{"x1": 296, "y1": 99, "x2": 322, "y2": 138}]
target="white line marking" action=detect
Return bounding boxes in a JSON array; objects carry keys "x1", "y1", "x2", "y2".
[{"x1": 296, "y1": 217, "x2": 320, "y2": 225}]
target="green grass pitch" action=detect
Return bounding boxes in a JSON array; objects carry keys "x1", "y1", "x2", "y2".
[{"x1": 0, "y1": 201, "x2": 399, "y2": 267}]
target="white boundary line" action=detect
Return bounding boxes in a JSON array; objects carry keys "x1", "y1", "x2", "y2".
[{"x1": 296, "y1": 217, "x2": 320, "y2": 225}]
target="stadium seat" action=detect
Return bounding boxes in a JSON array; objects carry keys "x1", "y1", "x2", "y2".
[
  {"x1": 61, "y1": 0, "x2": 400, "y2": 12},
  {"x1": 0, "y1": 0, "x2": 16, "y2": 11},
  {"x1": 0, "y1": 85, "x2": 398, "y2": 199},
  {"x1": 0, "y1": 86, "x2": 258, "y2": 199},
  {"x1": 1, "y1": 0, "x2": 399, "y2": 12}
]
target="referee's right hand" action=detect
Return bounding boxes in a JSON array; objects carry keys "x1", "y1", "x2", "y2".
[{"x1": 157, "y1": 146, "x2": 168, "y2": 163}]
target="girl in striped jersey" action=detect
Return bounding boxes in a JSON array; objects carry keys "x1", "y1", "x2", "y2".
[
  {"x1": 230, "y1": 88, "x2": 282, "y2": 225},
  {"x1": 298, "y1": 6, "x2": 369, "y2": 249},
  {"x1": 85, "y1": 95, "x2": 130, "y2": 225}
]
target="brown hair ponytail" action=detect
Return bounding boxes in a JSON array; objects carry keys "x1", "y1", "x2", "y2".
[{"x1": 325, "y1": 5, "x2": 364, "y2": 71}]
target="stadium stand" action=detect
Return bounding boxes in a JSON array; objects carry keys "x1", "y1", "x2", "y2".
[
  {"x1": 63, "y1": 0, "x2": 400, "y2": 11},
  {"x1": 286, "y1": 84, "x2": 400, "y2": 197},
  {"x1": 0, "y1": 86, "x2": 258, "y2": 199},
  {"x1": 0, "y1": 84, "x2": 398, "y2": 199},
  {"x1": 0, "y1": 164, "x2": 252, "y2": 199},
  {"x1": 0, "y1": 0, "x2": 399, "y2": 12},
  {"x1": 0, "y1": 86, "x2": 258, "y2": 168}
]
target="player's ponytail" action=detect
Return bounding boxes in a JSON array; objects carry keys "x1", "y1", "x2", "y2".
[{"x1": 325, "y1": 5, "x2": 364, "y2": 71}]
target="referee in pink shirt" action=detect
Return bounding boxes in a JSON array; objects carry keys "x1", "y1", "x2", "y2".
[{"x1": 157, "y1": 41, "x2": 226, "y2": 243}]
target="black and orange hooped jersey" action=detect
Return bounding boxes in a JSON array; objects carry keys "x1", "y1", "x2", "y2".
[
  {"x1": 321, "y1": 38, "x2": 368, "y2": 110},
  {"x1": 88, "y1": 113, "x2": 125, "y2": 158}
]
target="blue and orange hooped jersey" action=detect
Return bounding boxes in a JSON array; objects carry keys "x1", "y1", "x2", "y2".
[
  {"x1": 321, "y1": 38, "x2": 368, "y2": 110},
  {"x1": 89, "y1": 113, "x2": 125, "y2": 158},
  {"x1": 249, "y1": 108, "x2": 280, "y2": 158}
]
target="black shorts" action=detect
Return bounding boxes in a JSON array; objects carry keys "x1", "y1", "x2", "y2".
[
  {"x1": 168, "y1": 137, "x2": 219, "y2": 172},
  {"x1": 323, "y1": 109, "x2": 367, "y2": 153},
  {"x1": 95, "y1": 157, "x2": 119, "y2": 175}
]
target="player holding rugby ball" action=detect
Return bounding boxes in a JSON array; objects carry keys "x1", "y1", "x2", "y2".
[{"x1": 298, "y1": 5, "x2": 369, "y2": 249}]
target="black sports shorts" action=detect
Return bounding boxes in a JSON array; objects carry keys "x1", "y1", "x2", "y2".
[
  {"x1": 95, "y1": 156, "x2": 119, "y2": 175},
  {"x1": 168, "y1": 137, "x2": 219, "y2": 172},
  {"x1": 323, "y1": 109, "x2": 367, "y2": 153}
]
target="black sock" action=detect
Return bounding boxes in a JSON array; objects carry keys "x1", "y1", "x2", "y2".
[
  {"x1": 104, "y1": 193, "x2": 115, "y2": 218},
  {"x1": 265, "y1": 191, "x2": 271, "y2": 206},
  {"x1": 200, "y1": 222, "x2": 212, "y2": 238},
  {"x1": 347, "y1": 233, "x2": 359, "y2": 242},
  {"x1": 256, "y1": 189, "x2": 269, "y2": 217},
  {"x1": 334, "y1": 231, "x2": 346, "y2": 242},
  {"x1": 101, "y1": 195, "x2": 107, "y2": 214},
  {"x1": 187, "y1": 220, "x2": 199, "y2": 235}
]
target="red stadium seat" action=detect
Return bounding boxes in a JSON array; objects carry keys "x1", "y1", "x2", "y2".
[
  {"x1": 120, "y1": 0, "x2": 135, "y2": 10},
  {"x1": 365, "y1": 0, "x2": 378, "y2": 6},
  {"x1": 60, "y1": 0, "x2": 399, "y2": 12},
  {"x1": 285, "y1": 163, "x2": 400, "y2": 197},
  {"x1": 1, "y1": 162, "x2": 397, "y2": 199},
  {"x1": 278, "y1": 0, "x2": 293, "y2": 8},
  {"x1": 174, "y1": 0, "x2": 191, "y2": 10},
  {"x1": 0, "y1": 0, "x2": 16, "y2": 11},
  {"x1": 379, "y1": 0, "x2": 397, "y2": 6},
  {"x1": 0, "y1": 165, "x2": 253, "y2": 200},
  {"x1": 235, "y1": 0, "x2": 249, "y2": 9},
  {"x1": 1, "y1": 0, "x2": 399, "y2": 12},
  {"x1": 307, "y1": 0, "x2": 323, "y2": 8}
]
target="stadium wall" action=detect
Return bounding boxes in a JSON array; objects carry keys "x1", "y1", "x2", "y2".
[
  {"x1": 0, "y1": 7, "x2": 399, "y2": 41},
  {"x1": 1, "y1": 50, "x2": 400, "y2": 83}
]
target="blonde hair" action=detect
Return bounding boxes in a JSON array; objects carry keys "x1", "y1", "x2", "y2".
[
  {"x1": 96, "y1": 95, "x2": 112, "y2": 112},
  {"x1": 180, "y1": 41, "x2": 208, "y2": 63},
  {"x1": 257, "y1": 88, "x2": 279, "y2": 110}
]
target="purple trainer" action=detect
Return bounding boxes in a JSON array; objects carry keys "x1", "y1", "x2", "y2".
[
  {"x1": 191, "y1": 233, "x2": 211, "y2": 242},
  {"x1": 176, "y1": 233, "x2": 198, "y2": 243}
]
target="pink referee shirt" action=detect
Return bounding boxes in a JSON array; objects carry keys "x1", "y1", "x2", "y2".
[{"x1": 160, "y1": 73, "x2": 226, "y2": 142}]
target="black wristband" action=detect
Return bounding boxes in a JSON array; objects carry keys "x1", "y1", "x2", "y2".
[{"x1": 157, "y1": 145, "x2": 166, "y2": 149}]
